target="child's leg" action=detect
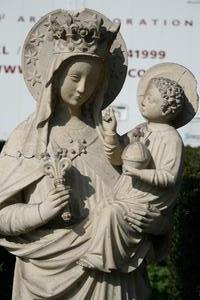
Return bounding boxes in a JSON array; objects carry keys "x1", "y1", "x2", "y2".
[{"x1": 78, "y1": 202, "x2": 142, "y2": 272}]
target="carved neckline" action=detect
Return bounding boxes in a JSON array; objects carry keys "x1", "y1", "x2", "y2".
[
  {"x1": 147, "y1": 122, "x2": 174, "y2": 132},
  {"x1": 50, "y1": 122, "x2": 95, "y2": 137},
  {"x1": 49, "y1": 114, "x2": 95, "y2": 130},
  {"x1": 49, "y1": 122, "x2": 98, "y2": 152}
]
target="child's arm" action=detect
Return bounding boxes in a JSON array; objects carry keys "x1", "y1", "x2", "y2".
[
  {"x1": 123, "y1": 167, "x2": 175, "y2": 187},
  {"x1": 102, "y1": 108, "x2": 123, "y2": 166},
  {"x1": 123, "y1": 137, "x2": 183, "y2": 188}
]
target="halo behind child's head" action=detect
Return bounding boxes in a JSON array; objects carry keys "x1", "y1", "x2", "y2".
[{"x1": 137, "y1": 63, "x2": 199, "y2": 128}]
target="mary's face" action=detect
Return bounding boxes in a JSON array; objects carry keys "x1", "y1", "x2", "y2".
[{"x1": 58, "y1": 58, "x2": 103, "y2": 107}]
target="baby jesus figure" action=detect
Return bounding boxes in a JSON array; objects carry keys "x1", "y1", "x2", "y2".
[{"x1": 78, "y1": 63, "x2": 197, "y2": 273}]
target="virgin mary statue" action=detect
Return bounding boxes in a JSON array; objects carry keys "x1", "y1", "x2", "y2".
[{"x1": 0, "y1": 8, "x2": 159, "y2": 300}]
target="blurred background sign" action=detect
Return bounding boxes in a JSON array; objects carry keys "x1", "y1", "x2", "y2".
[
  {"x1": 112, "y1": 106, "x2": 128, "y2": 122},
  {"x1": 0, "y1": 0, "x2": 200, "y2": 146}
]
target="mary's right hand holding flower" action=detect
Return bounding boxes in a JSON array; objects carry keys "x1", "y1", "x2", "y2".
[{"x1": 39, "y1": 186, "x2": 70, "y2": 223}]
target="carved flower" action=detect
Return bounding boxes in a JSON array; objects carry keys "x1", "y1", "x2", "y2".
[
  {"x1": 79, "y1": 28, "x2": 89, "y2": 38},
  {"x1": 70, "y1": 24, "x2": 78, "y2": 35}
]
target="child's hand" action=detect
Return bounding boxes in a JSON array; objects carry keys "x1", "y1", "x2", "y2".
[
  {"x1": 39, "y1": 186, "x2": 70, "y2": 222},
  {"x1": 102, "y1": 107, "x2": 117, "y2": 133},
  {"x1": 123, "y1": 166, "x2": 140, "y2": 177}
]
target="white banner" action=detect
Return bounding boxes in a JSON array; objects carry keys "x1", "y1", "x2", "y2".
[{"x1": 0, "y1": 0, "x2": 200, "y2": 146}]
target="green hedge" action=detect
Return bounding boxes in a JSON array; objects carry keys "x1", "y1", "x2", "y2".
[
  {"x1": 148, "y1": 262, "x2": 170, "y2": 299},
  {"x1": 0, "y1": 141, "x2": 200, "y2": 299},
  {"x1": 0, "y1": 141, "x2": 4, "y2": 151},
  {"x1": 148, "y1": 146, "x2": 200, "y2": 300},
  {"x1": 169, "y1": 146, "x2": 200, "y2": 300}
]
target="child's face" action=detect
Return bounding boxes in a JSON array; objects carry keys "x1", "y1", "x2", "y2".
[{"x1": 141, "y1": 82, "x2": 164, "y2": 122}]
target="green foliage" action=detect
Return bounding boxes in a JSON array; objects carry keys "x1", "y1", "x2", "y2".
[
  {"x1": 148, "y1": 262, "x2": 170, "y2": 299},
  {"x1": 0, "y1": 262, "x2": 4, "y2": 272},
  {"x1": 148, "y1": 146, "x2": 200, "y2": 300},
  {"x1": 169, "y1": 146, "x2": 200, "y2": 300},
  {"x1": 0, "y1": 140, "x2": 5, "y2": 151},
  {"x1": 0, "y1": 246, "x2": 15, "y2": 299}
]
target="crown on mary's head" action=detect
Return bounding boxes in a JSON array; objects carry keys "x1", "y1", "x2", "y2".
[
  {"x1": 44, "y1": 12, "x2": 120, "y2": 57},
  {"x1": 22, "y1": 9, "x2": 128, "y2": 106}
]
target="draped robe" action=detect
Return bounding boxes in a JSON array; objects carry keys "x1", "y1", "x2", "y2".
[{"x1": 0, "y1": 119, "x2": 151, "y2": 300}]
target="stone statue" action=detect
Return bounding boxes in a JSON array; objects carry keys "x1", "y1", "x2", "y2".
[{"x1": 0, "y1": 8, "x2": 198, "y2": 300}]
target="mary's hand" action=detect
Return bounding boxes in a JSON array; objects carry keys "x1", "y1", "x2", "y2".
[
  {"x1": 124, "y1": 203, "x2": 170, "y2": 236},
  {"x1": 39, "y1": 186, "x2": 70, "y2": 223}
]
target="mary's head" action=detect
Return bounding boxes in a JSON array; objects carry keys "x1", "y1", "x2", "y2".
[
  {"x1": 52, "y1": 56, "x2": 105, "y2": 121},
  {"x1": 58, "y1": 57, "x2": 103, "y2": 108},
  {"x1": 21, "y1": 9, "x2": 127, "y2": 155}
]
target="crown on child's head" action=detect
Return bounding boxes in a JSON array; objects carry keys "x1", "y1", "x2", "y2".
[{"x1": 45, "y1": 12, "x2": 120, "y2": 57}]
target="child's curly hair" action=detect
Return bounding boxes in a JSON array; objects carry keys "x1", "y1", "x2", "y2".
[{"x1": 151, "y1": 77, "x2": 186, "y2": 117}]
